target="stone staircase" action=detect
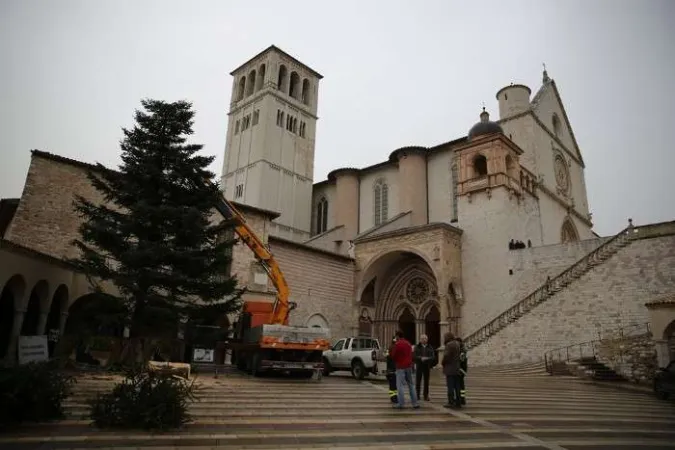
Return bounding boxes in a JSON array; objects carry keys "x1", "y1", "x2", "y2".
[
  {"x1": 463, "y1": 223, "x2": 638, "y2": 351},
  {"x1": 568, "y1": 357, "x2": 626, "y2": 382}
]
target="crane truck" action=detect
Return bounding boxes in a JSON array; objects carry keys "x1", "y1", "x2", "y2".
[{"x1": 212, "y1": 191, "x2": 331, "y2": 378}]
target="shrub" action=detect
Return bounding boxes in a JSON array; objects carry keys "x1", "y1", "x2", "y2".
[
  {"x1": 89, "y1": 366, "x2": 197, "y2": 430},
  {"x1": 0, "y1": 361, "x2": 76, "y2": 428}
]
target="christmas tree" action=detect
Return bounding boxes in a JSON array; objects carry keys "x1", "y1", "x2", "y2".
[{"x1": 70, "y1": 99, "x2": 242, "y2": 352}]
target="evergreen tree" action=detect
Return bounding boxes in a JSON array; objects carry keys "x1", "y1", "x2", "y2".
[{"x1": 70, "y1": 99, "x2": 242, "y2": 344}]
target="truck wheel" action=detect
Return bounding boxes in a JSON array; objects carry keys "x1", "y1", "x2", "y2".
[
  {"x1": 351, "y1": 360, "x2": 366, "y2": 380},
  {"x1": 322, "y1": 358, "x2": 332, "y2": 376},
  {"x1": 250, "y1": 353, "x2": 262, "y2": 377}
]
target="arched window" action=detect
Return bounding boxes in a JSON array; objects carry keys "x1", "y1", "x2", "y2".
[
  {"x1": 505, "y1": 155, "x2": 515, "y2": 178},
  {"x1": 277, "y1": 65, "x2": 287, "y2": 93},
  {"x1": 256, "y1": 64, "x2": 266, "y2": 91},
  {"x1": 473, "y1": 154, "x2": 488, "y2": 177},
  {"x1": 373, "y1": 179, "x2": 389, "y2": 226},
  {"x1": 301, "y1": 78, "x2": 311, "y2": 105},
  {"x1": 552, "y1": 113, "x2": 561, "y2": 137},
  {"x1": 289, "y1": 71, "x2": 300, "y2": 99},
  {"x1": 560, "y1": 218, "x2": 579, "y2": 243},
  {"x1": 246, "y1": 70, "x2": 256, "y2": 96},
  {"x1": 316, "y1": 197, "x2": 328, "y2": 234},
  {"x1": 237, "y1": 77, "x2": 246, "y2": 101}
]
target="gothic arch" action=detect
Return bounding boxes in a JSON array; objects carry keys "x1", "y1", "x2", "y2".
[
  {"x1": 377, "y1": 262, "x2": 437, "y2": 321},
  {"x1": 358, "y1": 248, "x2": 438, "y2": 301},
  {"x1": 306, "y1": 313, "x2": 329, "y2": 329},
  {"x1": 561, "y1": 217, "x2": 579, "y2": 243}
]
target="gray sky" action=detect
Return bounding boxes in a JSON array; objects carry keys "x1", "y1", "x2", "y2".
[{"x1": 1, "y1": 0, "x2": 673, "y2": 236}]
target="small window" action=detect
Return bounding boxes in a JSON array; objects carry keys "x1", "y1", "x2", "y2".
[
  {"x1": 473, "y1": 154, "x2": 488, "y2": 177},
  {"x1": 252, "y1": 110, "x2": 259, "y2": 126},
  {"x1": 235, "y1": 184, "x2": 243, "y2": 198},
  {"x1": 234, "y1": 120, "x2": 240, "y2": 134},
  {"x1": 276, "y1": 110, "x2": 284, "y2": 127}
]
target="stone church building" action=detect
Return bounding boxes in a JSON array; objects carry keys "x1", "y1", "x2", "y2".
[{"x1": 1, "y1": 46, "x2": 674, "y2": 367}]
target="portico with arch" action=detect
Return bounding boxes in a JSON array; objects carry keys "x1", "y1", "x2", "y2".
[{"x1": 353, "y1": 223, "x2": 463, "y2": 349}]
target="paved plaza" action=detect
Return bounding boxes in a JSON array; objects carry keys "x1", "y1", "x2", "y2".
[{"x1": 1, "y1": 364, "x2": 674, "y2": 449}]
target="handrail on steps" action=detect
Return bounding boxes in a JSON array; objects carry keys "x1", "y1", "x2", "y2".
[
  {"x1": 543, "y1": 322, "x2": 651, "y2": 374},
  {"x1": 463, "y1": 220, "x2": 641, "y2": 350}
]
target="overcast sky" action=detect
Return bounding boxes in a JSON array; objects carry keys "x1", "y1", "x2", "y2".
[{"x1": 1, "y1": 0, "x2": 673, "y2": 236}]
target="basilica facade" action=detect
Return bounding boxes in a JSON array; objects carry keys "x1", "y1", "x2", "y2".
[{"x1": 1, "y1": 46, "x2": 673, "y2": 367}]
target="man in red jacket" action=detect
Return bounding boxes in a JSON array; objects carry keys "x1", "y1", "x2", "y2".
[{"x1": 389, "y1": 330, "x2": 420, "y2": 409}]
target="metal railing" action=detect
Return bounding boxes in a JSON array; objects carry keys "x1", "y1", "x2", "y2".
[
  {"x1": 543, "y1": 322, "x2": 651, "y2": 373},
  {"x1": 464, "y1": 222, "x2": 637, "y2": 350}
]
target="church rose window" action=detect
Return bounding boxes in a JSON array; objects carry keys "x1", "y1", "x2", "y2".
[{"x1": 406, "y1": 278, "x2": 429, "y2": 304}]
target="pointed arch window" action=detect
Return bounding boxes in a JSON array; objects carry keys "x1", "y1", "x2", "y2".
[
  {"x1": 552, "y1": 113, "x2": 562, "y2": 137},
  {"x1": 373, "y1": 179, "x2": 389, "y2": 226},
  {"x1": 560, "y1": 218, "x2": 579, "y2": 243},
  {"x1": 316, "y1": 197, "x2": 328, "y2": 234}
]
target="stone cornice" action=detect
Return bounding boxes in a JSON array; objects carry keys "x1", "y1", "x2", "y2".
[
  {"x1": 229, "y1": 88, "x2": 318, "y2": 120},
  {"x1": 354, "y1": 222, "x2": 462, "y2": 245},
  {"x1": 269, "y1": 235, "x2": 354, "y2": 261},
  {"x1": 229, "y1": 45, "x2": 323, "y2": 79}
]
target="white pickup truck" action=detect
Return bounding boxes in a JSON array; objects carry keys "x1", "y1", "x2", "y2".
[{"x1": 322, "y1": 336, "x2": 383, "y2": 379}]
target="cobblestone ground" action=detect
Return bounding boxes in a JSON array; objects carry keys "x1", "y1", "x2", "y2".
[{"x1": 1, "y1": 364, "x2": 674, "y2": 449}]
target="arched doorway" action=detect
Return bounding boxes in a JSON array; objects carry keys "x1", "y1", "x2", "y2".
[
  {"x1": 362, "y1": 251, "x2": 440, "y2": 347},
  {"x1": 398, "y1": 307, "x2": 415, "y2": 344},
  {"x1": 46, "y1": 285, "x2": 68, "y2": 356},
  {"x1": 0, "y1": 275, "x2": 26, "y2": 359},
  {"x1": 424, "y1": 305, "x2": 441, "y2": 349},
  {"x1": 21, "y1": 280, "x2": 48, "y2": 336},
  {"x1": 664, "y1": 319, "x2": 675, "y2": 362}
]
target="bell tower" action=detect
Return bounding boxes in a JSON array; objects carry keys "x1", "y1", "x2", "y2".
[{"x1": 221, "y1": 46, "x2": 323, "y2": 242}]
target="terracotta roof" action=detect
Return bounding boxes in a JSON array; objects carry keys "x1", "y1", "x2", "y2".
[
  {"x1": 0, "y1": 238, "x2": 79, "y2": 271},
  {"x1": 645, "y1": 293, "x2": 675, "y2": 308},
  {"x1": 30, "y1": 150, "x2": 280, "y2": 219}
]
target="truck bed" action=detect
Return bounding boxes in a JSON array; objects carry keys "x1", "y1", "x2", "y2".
[{"x1": 244, "y1": 324, "x2": 331, "y2": 349}]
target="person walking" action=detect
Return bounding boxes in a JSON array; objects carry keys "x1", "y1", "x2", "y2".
[
  {"x1": 390, "y1": 330, "x2": 420, "y2": 409},
  {"x1": 414, "y1": 334, "x2": 436, "y2": 401},
  {"x1": 441, "y1": 331, "x2": 462, "y2": 409}
]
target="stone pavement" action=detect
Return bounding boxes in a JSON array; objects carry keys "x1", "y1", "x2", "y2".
[{"x1": 1, "y1": 363, "x2": 674, "y2": 449}]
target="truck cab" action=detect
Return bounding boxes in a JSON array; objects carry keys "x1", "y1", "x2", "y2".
[{"x1": 322, "y1": 337, "x2": 382, "y2": 379}]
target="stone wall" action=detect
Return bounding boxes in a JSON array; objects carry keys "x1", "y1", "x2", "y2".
[
  {"x1": 504, "y1": 237, "x2": 608, "y2": 308},
  {"x1": 468, "y1": 233, "x2": 675, "y2": 366},
  {"x1": 596, "y1": 332, "x2": 658, "y2": 384},
  {"x1": 268, "y1": 237, "x2": 355, "y2": 341}
]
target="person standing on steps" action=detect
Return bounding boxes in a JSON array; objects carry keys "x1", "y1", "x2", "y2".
[
  {"x1": 414, "y1": 334, "x2": 436, "y2": 401},
  {"x1": 385, "y1": 337, "x2": 399, "y2": 404},
  {"x1": 441, "y1": 331, "x2": 462, "y2": 409},
  {"x1": 390, "y1": 330, "x2": 420, "y2": 409},
  {"x1": 456, "y1": 336, "x2": 468, "y2": 406}
]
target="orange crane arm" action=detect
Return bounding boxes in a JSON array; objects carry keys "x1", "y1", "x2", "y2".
[{"x1": 213, "y1": 192, "x2": 293, "y2": 325}]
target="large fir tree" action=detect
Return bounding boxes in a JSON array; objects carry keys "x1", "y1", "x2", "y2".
[{"x1": 70, "y1": 99, "x2": 242, "y2": 342}]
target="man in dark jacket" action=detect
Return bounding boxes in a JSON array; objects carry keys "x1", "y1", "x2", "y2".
[
  {"x1": 414, "y1": 334, "x2": 436, "y2": 401},
  {"x1": 441, "y1": 331, "x2": 462, "y2": 409},
  {"x1": 457, "y1": 337, "x2": 467, "y2": 405},
  {"x1": 386, "y1": 337, "x2": 398, "y2": 403}
]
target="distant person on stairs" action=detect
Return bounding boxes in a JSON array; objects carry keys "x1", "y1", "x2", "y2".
[
  {"x1": 441, "y1": 332, "x2": 462, "y2": 409},
  {"x1": 390, "y1": 330, "x2": 420, "y2": 409},
  {"x1": 414, "y1": 334, "x2": 436, "y2": 401}
]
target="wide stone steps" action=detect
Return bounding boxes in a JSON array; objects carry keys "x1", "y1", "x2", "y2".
[{"x1": 2, "y1": 369, "x2": 675, "y2": 449}]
